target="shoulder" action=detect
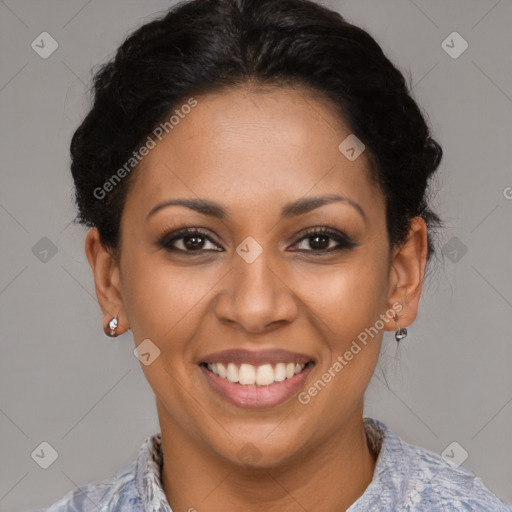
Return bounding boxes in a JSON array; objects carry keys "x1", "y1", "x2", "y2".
[
  {"x1": 32, "y1": 460, "x2": 143, "y2": 511},
  {"x1": 391, "y1": 427, "x2": 511, "y2": 510},
  {"x1": 32, "y1": 432, "x2": 165, "y2": 511},
  {"x1": 359, "y1": 418, "x2": 511, "y2": 511}
]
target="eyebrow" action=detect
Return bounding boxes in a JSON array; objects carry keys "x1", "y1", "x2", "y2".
[{"x1": 146, "y1": 193, "x2": 367, "y2": 224}]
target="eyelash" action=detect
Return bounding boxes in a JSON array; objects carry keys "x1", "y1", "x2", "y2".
[{"x1": 158, "y1": 226, "x2": 358, "y2": 254}]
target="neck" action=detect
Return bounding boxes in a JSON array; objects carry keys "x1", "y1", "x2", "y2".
[{"x1": 158, "y1": 403, "x2": 377, "y2": 512}]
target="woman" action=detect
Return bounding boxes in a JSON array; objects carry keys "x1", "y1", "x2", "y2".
[{"x1": 36, "y1": 0, "x2": 511, "y2": 510}]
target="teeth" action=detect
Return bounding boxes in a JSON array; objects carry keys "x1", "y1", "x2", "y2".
[
  {"x1": 226, "y1": 363, "x2": 239, "y2": 383},
  {"x1": 256, "y1": 364, "x2": 274, "y2": 386},
  {"x1": 206, "y1": 362, "x2": 307, "y2": 386},
  {"x1": 217, "y1": 363, "x2": 227, "y2": 379},
  {"x1": 274, "y1": 362, "x2": 286, "y2": 382},
  {"x1": 238, "y1": 363, "x2": 256, "y2": 385}
]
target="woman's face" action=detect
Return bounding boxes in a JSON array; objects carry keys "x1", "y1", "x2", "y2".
[{"x1": 88, "y1": 85, "x2": 426, "y2": 467}]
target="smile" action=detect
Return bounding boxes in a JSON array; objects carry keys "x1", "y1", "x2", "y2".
[
  {"x1": 202, "y1": 362, "x2": 310, "y2": 386},
  {"x1": 198, "y1": 349, "x2": 315, "y2": 408}
]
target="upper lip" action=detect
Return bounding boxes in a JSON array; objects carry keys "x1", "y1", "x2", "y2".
[{"x1": 199, "y1": 349, "x2": 314, "y2": 366}]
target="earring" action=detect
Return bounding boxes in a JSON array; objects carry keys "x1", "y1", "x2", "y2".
[
  {"x1": 104, "y1": 315, "x2": 119, "y2": 338},
  {"x1": 394, "y1": 312, "x2": 408, "y2": 343}
]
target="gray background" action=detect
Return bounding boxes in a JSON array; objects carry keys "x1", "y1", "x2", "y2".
[{"x1": 1, "y1": 0, "x2": 511, "y2": 510}]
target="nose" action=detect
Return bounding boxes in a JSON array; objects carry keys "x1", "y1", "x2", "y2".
[{"x1": 213, "y1": 251, "x2": 299, "y2": 334}]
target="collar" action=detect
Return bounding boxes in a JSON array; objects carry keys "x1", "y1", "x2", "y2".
[{"x1": 135, "y1": 430, "x2": 171, "y2": 511}]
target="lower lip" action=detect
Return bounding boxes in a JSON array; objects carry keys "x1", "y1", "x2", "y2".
[{"x1": 200, "y1": 364, "x2": 314, "y2": 409}]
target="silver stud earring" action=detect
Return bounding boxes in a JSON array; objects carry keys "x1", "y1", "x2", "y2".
[
  {"x1": 104, "y1": 315, "x2": 119, "y2": 338},
  {"x1": 394, "y1": 313, "x2": 407, "y2": 343}
]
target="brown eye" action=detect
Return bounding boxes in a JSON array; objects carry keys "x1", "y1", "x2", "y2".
[
  {"x1": 159, "y1": 228, "x2": 222, "y2": 253},
  {"x1": 291, "y1": 227, "x2": 358, "y2": 253}
]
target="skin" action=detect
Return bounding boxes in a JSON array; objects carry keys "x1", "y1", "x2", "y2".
[{"x1": 85, "y1": 84, "x2": 427, "y2": 511}]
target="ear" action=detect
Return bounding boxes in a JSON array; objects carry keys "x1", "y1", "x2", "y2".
[
  {"x1": 385, "y1": 217, "x2": 428, "y2": 331},
  {"x1": 85, "y1": 227, "x2": 129, "y2": 335}
]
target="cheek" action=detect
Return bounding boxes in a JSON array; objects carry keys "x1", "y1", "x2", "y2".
[
  {"x1": 123, "y1": 253, "x2": 190, "y2": 332},
  {"x1": 121, "y1": 252, "x2": 217, "y2": 347},
  {"x1": 121, "y1": 254, "x2": 212, "y2": 420},
  {"x1": 293, "y1": 258, "x2": 389, "y2": 401},
  {"x1": 123, "y1": 245, "x2": 389, "y2": 348},
  {"x1": 295, "y1": 256, "x2": 389, "y2": 339},
  {"x1": 294, "y1": 264, "x2": 387, "y2": 412}
]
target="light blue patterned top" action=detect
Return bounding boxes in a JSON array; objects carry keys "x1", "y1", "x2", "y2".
[{"x1": 34, "y1": 417, "x2": 511, "y2": 511}]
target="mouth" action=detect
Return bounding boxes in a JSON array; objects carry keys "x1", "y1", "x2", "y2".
[
  {"x1": 199, "y1": 361, "x2": 314, "y2": 386},
  {"x1": 198, "y1": 349, "x2": 315, "y2": 408}
]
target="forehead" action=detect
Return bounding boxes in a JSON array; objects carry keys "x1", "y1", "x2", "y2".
[{"x1": 125, "y1": 85, "x2": 382, "y2": 221}]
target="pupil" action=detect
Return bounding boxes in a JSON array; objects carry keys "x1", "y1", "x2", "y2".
[
  {"x1": 310, "y1": 235, "x2": 329, "y2": 250},
  {"x1": 185, "y1": 236, "x2": 204, "y2": 250},
  {"x1": 182, "y1": 234, "x2": 331, "y2": 251}
]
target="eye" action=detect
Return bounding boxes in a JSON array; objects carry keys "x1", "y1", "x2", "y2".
[
  {"x1": 291, "y1": 227, "x2": 357, "y2": 253},
  {"x1": 158, "y1": 226, "x2": 357, "y2": 255},
  {"x1": 158, "y1": 227, "x2": 222, "y2": 253}
]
